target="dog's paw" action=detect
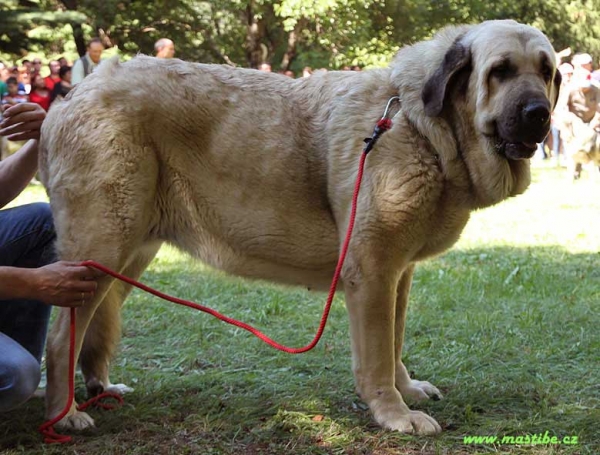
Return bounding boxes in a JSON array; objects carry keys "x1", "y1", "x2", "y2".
[
  {"x1": 368, "y1": 388, "x2": 442, "y2": 435},
  {"x1": 55, "y1": 410, "x2": 95, "y2": 430},
  {"x1": 397, "y1": 379, "x2": 443, "y2": 403},
  {"x1": 87, "y1": 378, "x2": 134, "y2": 397},
  {"x1": 105, "y1": 383, "x2": 134, "y2": 395},
  {"x1": 381, "y1": 410, "x2": 442, "y2": 435}
]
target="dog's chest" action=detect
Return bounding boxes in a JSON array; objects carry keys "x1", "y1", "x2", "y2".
[{"x1": 415, "y1": 198, "x2": 471, "y2": 261}]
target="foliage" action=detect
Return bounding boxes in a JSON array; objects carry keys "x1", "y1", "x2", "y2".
[
  {"x1": 0, "y1": 0, "x2": 85, "y2": 59},
  {"x1": 2, "y1": 1, "x2": 600, "y2": 78}
]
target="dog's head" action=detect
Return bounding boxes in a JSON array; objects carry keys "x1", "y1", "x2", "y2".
[{"x1": 422, "y1": 20, "x2": 560, "y2": 161}]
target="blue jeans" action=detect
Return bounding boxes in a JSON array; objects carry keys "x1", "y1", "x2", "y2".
[{"x1": 0, "y1": 203, "x2": 56, "y2": 412}]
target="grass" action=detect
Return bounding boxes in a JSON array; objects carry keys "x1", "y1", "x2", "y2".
[{"x1": 1, "y1": 163, "x2": 599, "y2": 454}]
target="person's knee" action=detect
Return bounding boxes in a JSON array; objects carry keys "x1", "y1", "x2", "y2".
[
  {"x1": 25, "y1": 202, "x2": 56, "y2": 266},
  {"x1": 28, "y1": 202, "x2": 54, "y2": 230},
  {"x1": 0, "y1": 353, "x2": 41, "y2": 412}
]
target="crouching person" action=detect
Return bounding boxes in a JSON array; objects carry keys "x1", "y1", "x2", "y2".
[{"x1": 0, "y1": 103, "x2": 101, "y2": 412}]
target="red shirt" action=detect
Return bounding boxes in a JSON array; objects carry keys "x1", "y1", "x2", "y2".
[
  {"x1": 44, "y1": 75, "x2": 61, "y2": 91},
  {"x1": 29, "y1": 90, "x2": 51, "y2": 111}
]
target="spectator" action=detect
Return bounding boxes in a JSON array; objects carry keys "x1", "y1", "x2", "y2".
[
  {"x1": 31, "y1": 58, "x2": 43, "y2": 78},
  {"x1": 50, "y1": 65, "x2": 72, "y2": 103},
  {"x1": 20, "y1": 60, "x2": 32, "y2": 75},
  {"x1": 571, "y1": 53, "x2": 594, "y2": 88},
  {"x1": 564, "y1": 68, "x2": 600, "y2": 179},
  {"x1": 28, "y1": 74, "x2": 51, "y2": 112},
  {"x1": 0, "y1": 62, "x2": 7, "y2": 99},
  {"x1": 590, "y1": 57, "x2": 600, "y2": 84},
  {"x1": 154, "y1": 38, "x2": 175, "y2": 59},
  {"x1": 44, "y1": 61, "x2": 61, "y2": 91},
  {"x1": 7, "y1": 67, "x2": 25, "y2": 93},
  {"x1": 0, "y1": 102, "x2": 101, "y2": 412},
  {"x1": 57, "y1": 56, "x2": 68, "y2": 68},
  {"x1": 259, "y1": 63, "x2": 272, "y2": 72},
  {"x1": 283, "y1": 70, "x2": 295, "y2": 78},
  {"x1": 538, "y1": 63, "x2": 574, "y2": 164},
  {"x1": 302, "y1": 66, "x2": 313, "y2": 78},
  {"x1": 0, "y1": 62, "x2": 7, "y2": 159},
  {"x1": 558, "y1": 62, "x2": 574, "y2": 85},
  {"x1": 1, "y1": 77, "x2": 28, "y2": 107},
  {"x1": 72, "y1": 38, "x2": 104, "y2": 85},
  {"x1": 17, "y1": 67, "x2": 31, "y2": 94},
  {"x1": 568, "y1": 71, "x2": 599, "y2": 126}
]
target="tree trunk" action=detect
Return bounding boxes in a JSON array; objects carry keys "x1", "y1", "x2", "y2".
[
  {"x1": 245, "y1": 0, "x2": 264, "y2": 68},
  {"x1": 72, "y1": 23, "x2": 86, "y2": 57},
  {"x1": 59, "y1": 0, "x2": 86, "y2": 56},
  {"x1": 280, "y1": 21, "x2": 304, "y2": 71}
]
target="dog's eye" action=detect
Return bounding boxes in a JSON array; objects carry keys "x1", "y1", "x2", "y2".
[
  {"x1": 490, "y1": 62, "x2": 515, "y2": 80},
  {"x1": 541, "y1": 64, "x2": 553, "y2": 83}
]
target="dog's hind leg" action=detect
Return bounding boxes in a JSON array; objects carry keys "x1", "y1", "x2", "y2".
[
  {"x1": 393, "y1": 264, "x2": 443, "y2": 403},
  {"x1": 80, "y1": 241, "x2": 162, "y2": 398},
  {"x1": 44, "y1": 140, "x2": 159, "y2": 430}
]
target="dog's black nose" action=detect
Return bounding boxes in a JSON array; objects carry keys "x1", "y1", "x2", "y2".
[{"x1": 522, "y1": 102, "x2": 550, "y2": 126}]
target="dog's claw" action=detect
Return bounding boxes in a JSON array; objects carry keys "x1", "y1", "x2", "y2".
[
  {"x1": 105, "y1": 383, "x2": 134, "y2": 395},
  {"x1": 55, "y1": 410, "x2": 95, "y2": 430},
  {"x1": 398, "y1": 379, "x2": 443, "y2": 404}
]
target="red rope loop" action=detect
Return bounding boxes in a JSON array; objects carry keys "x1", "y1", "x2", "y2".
[
  {"x1": 78, "y1": 392, "x2": 124, "y2": 411},
  {"x1": 376, "y1": 117, "x2": 392, "y2": 131}
]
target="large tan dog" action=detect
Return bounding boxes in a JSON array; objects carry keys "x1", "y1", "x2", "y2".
[{"x1": 40, "y1": 20, "x2": 559, "y2": 434}]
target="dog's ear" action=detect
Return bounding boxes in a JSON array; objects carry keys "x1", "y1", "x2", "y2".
[
  {"x1": 422, "y1": 40, "x2": 471, "y2": 117},
  {"x1": 552, "y1": 68, "x2": 562, "y2": 110}
]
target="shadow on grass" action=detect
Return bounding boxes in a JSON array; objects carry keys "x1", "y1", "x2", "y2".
[{"x1": 1, "y1": 245, "x2": 598, "y2": 454}]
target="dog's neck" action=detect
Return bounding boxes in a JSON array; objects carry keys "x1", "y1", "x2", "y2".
[{"x1": 391, "y1": 82, "x2": 475, "y2": 205}]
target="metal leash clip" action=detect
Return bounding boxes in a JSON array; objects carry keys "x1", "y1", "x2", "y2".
[{"x1": 363, "y1": 96, "x2": 401, "y2": 154}]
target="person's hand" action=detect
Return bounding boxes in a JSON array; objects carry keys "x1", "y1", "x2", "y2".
[
  {"x1": 557, "y1": 47, "x2": 572, "y2": 59},
  {"x1": 0, "y1": 102, "x2": 46, "y2": 141},
  {"x1": 28, "y1": 261, "x2": 103, "y2": 308}
]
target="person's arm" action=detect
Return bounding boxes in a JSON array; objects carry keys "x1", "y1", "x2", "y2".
[
  {"x1": 0, "y1": 262, "x2": 100, "y2": 307},
  {"x1": 71, "y1": 58, "x2": 84, "y2": 85},
  {"x1": 0, "y1": 102, "x2": 103, "y2": 307},
  {"x1": 0, "y1": 140, "x2": 38, "y2": 208},
  {"x1": 0, "y1": 103, "x2": 46, "y2": 208}
]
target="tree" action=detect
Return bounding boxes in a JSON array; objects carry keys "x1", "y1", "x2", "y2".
[
  {"x1": 3, "y1": 0, "x2": 600, "y2": 71},
  {"x1": 0, "y1": 0, "x2": 86, "y2": 56}
]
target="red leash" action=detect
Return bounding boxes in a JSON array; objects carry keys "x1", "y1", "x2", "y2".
[
  {"x1": 81, "y1": 154, "x2": 367, "y2": 354},
  {"x1": 38, "y1": 103, "x2": 397, "y2": 443}
]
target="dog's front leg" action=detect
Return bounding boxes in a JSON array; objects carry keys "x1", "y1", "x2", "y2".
[
  {"x1": 45, "y1": 273, "x2": 117, "y2": 431},
  {"x1": 394, "y1": 264, "x2": 443, "y2": 403},
  {"x1": 343, "y1": 256, "x2": 441, "y2": 435},
  {"x1": 45, "y1": 306, "x2": 96, "y2": 430}
]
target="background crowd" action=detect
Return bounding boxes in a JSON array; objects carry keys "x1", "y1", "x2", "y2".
[
  {"x1": 2, "y1": 38, "x2": 600, "y2": 178},
  {"x1": 544, "y1": 48, "x2": 600, "y2": 179}
]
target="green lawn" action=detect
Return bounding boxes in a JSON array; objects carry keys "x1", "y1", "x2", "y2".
[{"x1": 1, "y1": 163, "x2": 599, "y2": 454}]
